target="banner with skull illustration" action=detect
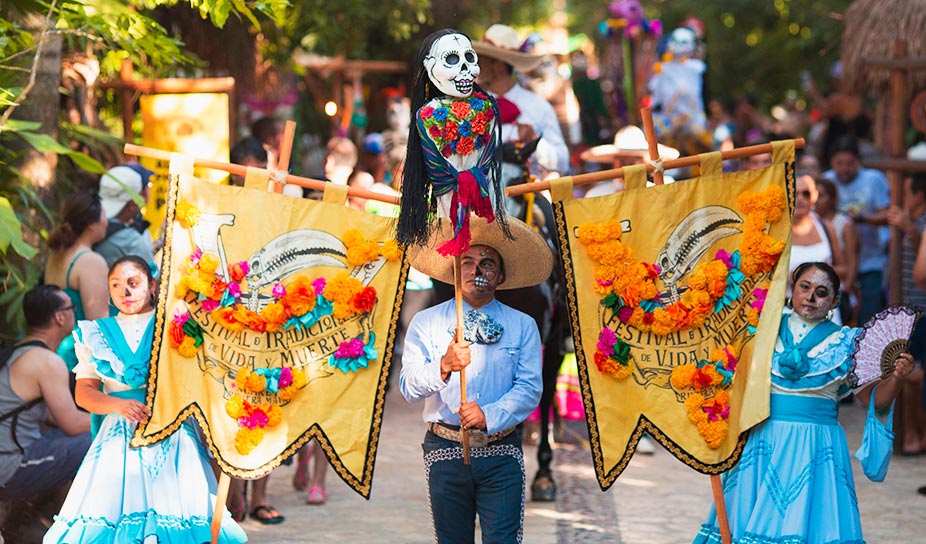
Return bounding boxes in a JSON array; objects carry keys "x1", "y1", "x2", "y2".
[
  {"x1": 552, "y1": 141, "x2": 795, "y2": 490},
  {"x1": 133, "y1": 165, "x2": 406, "y2": 498}
]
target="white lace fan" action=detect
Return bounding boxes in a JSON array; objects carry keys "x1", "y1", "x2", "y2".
[{"x1": 851, "y1": 305, "x2": 923, "y2": 387}]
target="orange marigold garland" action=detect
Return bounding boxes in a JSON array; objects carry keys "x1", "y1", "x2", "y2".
[{"x1": 577, "y1": 185, "x2": 785, "y2": 448}]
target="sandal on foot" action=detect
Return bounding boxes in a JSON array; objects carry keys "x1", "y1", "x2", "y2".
[
  {"x1": 250, "y1": 505, "x2": 285, "y2": 525},
  {"x1": 306, "y1": 486, "x2": 327, "y2": 505},
  {"x1": 292, "y1": 459, "x2": 309, "y2": 491},
  {"x1": 227, "y1": 494, "x2": 247, "y2": 522}
]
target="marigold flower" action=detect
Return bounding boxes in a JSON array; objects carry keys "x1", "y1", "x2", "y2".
[{"x1": 178, "y1": 336, "x2": 198, "y2": 358}]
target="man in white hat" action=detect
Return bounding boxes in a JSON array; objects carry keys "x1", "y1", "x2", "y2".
[
  {"x1": 473, "y1": 24, "x2": 570, "y2": 177},
  {"x1": 93, "y1": 163, "x2": 155, "y2": 267},
  {"x1": 581, "y1": 125, "x2": 680, "y2": 197},
  {"x1": 400, "y1": 215, "x2": 551, "y2": 542}
]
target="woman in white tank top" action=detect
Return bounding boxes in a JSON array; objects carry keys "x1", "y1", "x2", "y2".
[{"x1": 789, "y1": 175, "x2": 845, "y2": 324}]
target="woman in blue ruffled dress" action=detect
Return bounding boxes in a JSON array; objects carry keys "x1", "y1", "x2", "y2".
[
  {"x1": 694, "y1": 262, "x2": 914, "y2": 544},
  {"x1": 44, "y1": 255, "x2": 247, "y2": 543}
]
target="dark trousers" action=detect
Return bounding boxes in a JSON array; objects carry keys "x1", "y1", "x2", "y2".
[
  {"x1": 857, "y1": 270, "x2": 884, "y2": 326},
  {"x1": 423, "y1": 430, "x2": 524, "y2": 544}
]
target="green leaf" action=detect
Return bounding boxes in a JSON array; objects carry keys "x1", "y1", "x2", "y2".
[
  {"x1": 0, "y1": 196, "x2": 36, "y2": 259},
  {"x1": 65, "y1": 151, "x2": 106, "y2": 174},
  {"x1": 1, "y1": 118, "x2": 42, "y2": 132},
  {"x1": 16, "y1": 131, "x2": 73, "y2": 154}
]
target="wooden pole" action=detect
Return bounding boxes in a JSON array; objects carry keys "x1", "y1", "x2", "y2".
[
  {"x1": 640, "y1": 107, "x2": 732, "y2": 543},
  {"x1": 453, "y1": 255, "x2": 471, "y2": 464},
  {"x1": 210, "y1": 472, "x2": 231, "y2": 544},
  {"x1": 123, "y1": 143, "x2": 401, "y2": 205},
  {"x1": 506, "y1": 138, "x2": 805, "y2": 197},
  {"x1": 120, "y1": 59, "x2": 134, "y2": 145},
  {"x1": 269, "y1": 120, "x2": 297, "y2": 193},
  {"x1": 711, "y1": 474, "x2": 733, "y2": 544},
  {"x1": 887, "y1": 40, "x2": 908, "y2": 305},
  {"x1": 640, "y1": 107, "x2": 664, "y2": 185}
]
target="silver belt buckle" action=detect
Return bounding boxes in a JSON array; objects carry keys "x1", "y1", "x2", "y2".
[{"x1": 468, "y1": 428, "x2": 488, "y2": 448}]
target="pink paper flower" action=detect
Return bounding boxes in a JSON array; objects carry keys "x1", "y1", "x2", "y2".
[
  {"x1": 312, "y1": 277, "x2": 326, "y2": 295},
  {"x1": 279, "y1": 367, "x2": 293, "y2": 389},
  {"x1": 335, "y1": 338, "x2": 366, "y2": 359},
  {"x1": 190, "y1": 247, "x2": 203, "y2": 266},
  {"x1": 201, "y1": 299, "x2": 219, "y2": 312},
  {"x1": 272, "y1": 283, "x2": 286, "y2": 300},
  {"x1": 173, "y1": 312, "x2": 189, "y2": 326},
  {"x1": 617, "y1": 305, "x2": 634, "y2": 324},
  {"x1": 596, "y1": 327, "x2": 617, "y2": 356},
  {"x1": 227, "y1": 282, "x2": 241, "y2": 300},
  {"x1": 715, "y1": 249, "x2": 733, "y2": 269}
]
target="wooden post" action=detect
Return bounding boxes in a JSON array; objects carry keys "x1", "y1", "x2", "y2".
[
  {"x1": 506, "y1": 139, "x2": 806, "y2": 197},
  {"x1": 123, "y1": 143, "x2": 401, "y2": 205},
  {"x1": 210, "y1": 472, "x2": 231, "y2": 543},
  {"x1": 120, "y1": 59, "x2": 134, "y2": 145},
  {"x1": 640, "y1": 107, "x2": 731, "y2": 544},
  {"x1": 453, "y1": 255, "x2": 471, "y2": 464},
  {"x1": 887, "y1": 40, "x2": 908, "y2": 305}
]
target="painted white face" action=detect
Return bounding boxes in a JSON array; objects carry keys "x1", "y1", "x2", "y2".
[
  {"x1": 668, "y1": 28, "x2": 696, "y2": 58},
  {"x1": 424, "y1": 34, "x2": 479, "y2": 98}
]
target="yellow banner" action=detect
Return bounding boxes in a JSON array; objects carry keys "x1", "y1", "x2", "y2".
[
  {"x1": 552, "y1": 141, "x2": 795, "y2": 490},
  {"x1": 140, "y1": 93, "x2": 231, "y2": 239},
  {"x1": 134, "y1": 172, "x2": 407, "y2": 498}
]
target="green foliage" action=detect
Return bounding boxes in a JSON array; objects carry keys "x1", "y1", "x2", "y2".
[
  {"x1": 568, "y1": 0, "x2": 848, "y2": 111},
  {"x1": 280, "y1": 0, "x2": 429, "y2": 61}
]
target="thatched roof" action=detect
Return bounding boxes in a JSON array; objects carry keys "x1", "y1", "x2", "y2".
[{"x1": 841, "y1": 0, "x2": 926, "y2": 95}]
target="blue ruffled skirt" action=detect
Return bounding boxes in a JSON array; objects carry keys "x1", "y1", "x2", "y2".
[
  {"x1": 694, "y1": 394, "x2": 864, "y2": 544},
  {"x1": 44, "y1": 414, "x2": 247, "y2": 544}
]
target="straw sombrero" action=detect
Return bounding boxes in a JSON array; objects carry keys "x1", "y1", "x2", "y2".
[
  {"x1": 472, "y1": 24, "x2": 545, "y2": 73},
  {"x1": 580, "y1": 125, "x2": 680, "y2": 164},
  {"x1": 408, "y1": 215, "x2": 553, "y2": 290}
]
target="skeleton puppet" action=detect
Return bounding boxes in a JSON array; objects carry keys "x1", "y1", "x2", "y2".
[{"x1": 396, "y1": 29, "x2": 509, "y2": 256}]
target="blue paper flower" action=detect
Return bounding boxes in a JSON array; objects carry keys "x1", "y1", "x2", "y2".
[{"x1": 433, "y1": 107, "x2": 449, "y2": 122}]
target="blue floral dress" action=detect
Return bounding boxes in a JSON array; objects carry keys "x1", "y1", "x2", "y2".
[
  {"x1": 44, "y1": 311, "x2": 247, "y2": 544},
  {"x1": 694, "y1": 311, "x2": 866, "y2": 544}
]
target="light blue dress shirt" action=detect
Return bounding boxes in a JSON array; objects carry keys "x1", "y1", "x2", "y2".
[{"x1": 399, "y1": 298, "x2": 543, "y2": 435}]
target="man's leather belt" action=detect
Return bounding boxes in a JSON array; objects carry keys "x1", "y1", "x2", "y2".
[{"x1": 428, "y1": 422, "x2": 514, "y2": 445}]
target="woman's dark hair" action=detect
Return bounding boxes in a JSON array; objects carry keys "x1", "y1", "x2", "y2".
[
  {"x1": 791, "y1": 261, "x2": 841, "y2": 294},
  {"x1": 815, "y1": 176, "x2": 838, "y2": 200},
  {"x1": 48, "y1": 191, "x2": 103, "y2": 251},
  {"x1": 109, "y1": 255, "x2": 157, "y2": 308},
  {"x1": 396, "y1": 29, "x2": 507, "y2": 247}
]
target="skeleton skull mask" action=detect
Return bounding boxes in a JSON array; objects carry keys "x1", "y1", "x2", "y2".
[
  {"x1": 667, "y1": 27, "x2": 696, "y2": 58},
  {"x1": 424, "y1": 33, "x2": 479, "y2": 98}
]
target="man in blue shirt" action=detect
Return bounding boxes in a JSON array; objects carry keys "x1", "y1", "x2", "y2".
[
  {"x1": 822, "y1": 135, "x2": 890, "y2": 324},
  {"x1": 400, "y1": 215, "x2": 551, "y2": 543}
]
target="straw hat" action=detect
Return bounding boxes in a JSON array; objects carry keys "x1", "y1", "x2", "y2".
[
  {"x1": 408, "y1": 215, "x2": 553, "y2": 290},
  {"x1": 472, "y1": 24, "x2": 546, "y2": 73},
  {"x1": 580, "y1": 125, "x2": 680, "y2": 164}
]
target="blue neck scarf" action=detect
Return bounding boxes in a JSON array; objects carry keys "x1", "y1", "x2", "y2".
[{"x1": 777, "y1": 314, "x2": 839, "y2": 380}]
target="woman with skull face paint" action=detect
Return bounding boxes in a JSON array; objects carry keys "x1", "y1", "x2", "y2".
[
  {"x1": 45, "y1": 256, "x2": 247, "y2": 544},
  {"x1": 694, "y1": 261, "x2": 915, "y2": 544}
]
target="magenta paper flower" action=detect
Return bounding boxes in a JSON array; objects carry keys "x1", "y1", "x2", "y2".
[
  {"x1": 751, "y1": 288, "x2": 768, "y2": 311},
  {"x1": 722, "y1": 347, "x2": 738, "y2": 371},
  {"x1": 703, "y1": 401, "x2": 730, "y2": 422},
  {"x1": 715, "y1": 249, "x2": 733, "y2": 269},
  {"x1": 173, "y1": 312, "x2": 189, "y2": 326},
  {"x1": 190, "y1": 247, "x2": 203, "y2": 266},
  {"x1": 617, "y1": 305, "x2": 634, "y2": 324},
  {"x1": 278, "y1": 367, "x2": 293, "y2": 389},
  {"x1": 312, "y1": 277, "x2": 326, "y2": 296},
  {"x1": 227, "y1": 282, "x2": 241, "y2": 300},
  {"x1": 201, "y1": 299, "x2": 219, "y2": 312},
  {"x1": 596, "y1": 327, "x2": 617, "y2": 356},
  {"x1": 272, "y1": 283, "x2": 286, "y2": 300},
  {"x1": 335, "y1": 338, "x2": 366, "y2": 359}
]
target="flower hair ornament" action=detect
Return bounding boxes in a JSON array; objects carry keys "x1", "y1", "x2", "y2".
[{"x1": 396, "y1": 28, "x2": 511, "y2": 255}]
